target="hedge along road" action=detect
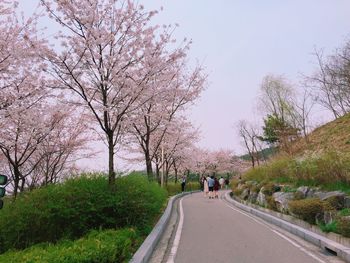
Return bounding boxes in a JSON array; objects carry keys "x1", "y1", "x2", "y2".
[{"x1": 165, "y1": 191, "x2": 344, "y2": 263}]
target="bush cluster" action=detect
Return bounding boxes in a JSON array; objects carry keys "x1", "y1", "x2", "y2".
[
  {"x1": 288, "y1": 198, "x2": 325, "y2": 224},
  {"x1": 0, "y1": 173, "x2": 167, "y2": 253},
  {"x1": 337, "y1": 217, "x2": 350, "y2": 237},
  {"x1": 0, "y1": 229, "x2": 139, "y2": 263}
]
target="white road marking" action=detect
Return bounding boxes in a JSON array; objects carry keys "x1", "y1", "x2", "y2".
[
  {"x1": 223, "y1": 198, "x2": 327, "y2": 263},
  {"x1": 272, "y1": 230, "x2": 327, "y2": 263},
  {"x1": 166, "y1": 197, "x2": 184, "y2": 263}
]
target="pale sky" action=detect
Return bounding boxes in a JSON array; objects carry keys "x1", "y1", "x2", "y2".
[{"x1": 19, "y1": 1, "x2": 350, "y2": 170}]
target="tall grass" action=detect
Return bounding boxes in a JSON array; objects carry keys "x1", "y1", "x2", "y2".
[{"x1": 242, "y1": 151, "x2": 350, "y2": 191}]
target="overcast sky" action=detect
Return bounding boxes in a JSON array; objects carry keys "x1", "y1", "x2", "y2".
[{"x1": 19, "y1": 0, "x2": 350, "y2": 170}]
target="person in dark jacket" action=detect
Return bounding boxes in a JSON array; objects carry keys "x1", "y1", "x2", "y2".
[{"x1": 213, "y1": 177, "x2": 220, "y2": 199}]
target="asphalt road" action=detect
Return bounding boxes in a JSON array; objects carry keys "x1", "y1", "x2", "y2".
[{"x1": 168, "y1": 191, "x2": 343, "y2": 263}]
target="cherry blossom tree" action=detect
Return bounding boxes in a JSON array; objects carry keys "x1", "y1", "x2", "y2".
[
  {"x1": 41, "y1": 0, "x2": 196, "y2": 186},
  {"x1": 153, "y1": 118, "x2": 198, "y2": 184},
  {"x1": 27, "y1": 110, "x2": 92, "y2": 189},
  {"x1": 0, "y1": 0, "x2": 53, "y2": 197},
  {"x1": 129, "y1": 58, "x2": 206, "y2": 179}
]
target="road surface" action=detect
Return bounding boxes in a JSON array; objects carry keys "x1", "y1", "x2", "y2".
[{"x1": 151, "y1": 191, "x2": 344, "y2": 263}]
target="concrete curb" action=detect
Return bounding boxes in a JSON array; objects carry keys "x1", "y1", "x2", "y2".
[
  {"x1": 224, "y1": 191, "x2": 350, "y2": 262},
  {"x1": 130, "y1": 191, "x2": 198, "y2": 263}
]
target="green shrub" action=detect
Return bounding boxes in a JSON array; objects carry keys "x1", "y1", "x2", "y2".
[
  {"x1": 0, "y1": 173, "x2": 167, "y2": 253},
  {"x1": 324, "y1": 196, "x2": 344, "y2": 210},
  {"x1": 293, "y1": 191, "x2": 305, "y2": 200},
  {"x1": 0, "y1": 228, "x2": 139, "y2": 263},
  {"x1": 262, "y1": 182, "x2": 279, "y2": 196},
  {"x1": 266, "y1": 196, "x2": 277, "y2": 211},
  {"x1": 233, "y1": 188, "x2": 244, "y2": 196},
  {"x1": 319, "y1": 221, "x2": 338, "y2": 233},
  {"x1": 230, "y1": 178, "x2": 240, "y2": 190},
  {"x1": 289, "y1": 198, "x2": 325, "y2": 224},
  {"x1": 339, "y1": 208, "x2": 350, "y2": 217},
  {"x1": 165, "y1": 182, "x2": 200, "y2": 196},
  {"x1": 337, "y1": 217, "x2": 350, "y2": 237}
]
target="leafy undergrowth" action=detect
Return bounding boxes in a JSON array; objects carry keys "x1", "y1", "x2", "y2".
[
  {"x1": 0, "y1": 173, "x2": 167, "y2": 261},
  {"x1": 0, "y1": 229, "x2": 140, "y2": 263}
]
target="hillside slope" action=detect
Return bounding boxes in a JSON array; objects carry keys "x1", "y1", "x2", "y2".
[{"x1": 293, "y1": 113, "x2": 350, "y2": 154}]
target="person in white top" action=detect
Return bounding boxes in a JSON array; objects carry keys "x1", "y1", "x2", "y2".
[
  {"x1": 219, "y1": 176, "x2": 225, "y2": 189},
  {"x1": 203, "y1": 177, "x2": 209, "y2": 197}
]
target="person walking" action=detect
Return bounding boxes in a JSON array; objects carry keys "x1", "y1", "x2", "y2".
[
  {"x1": 225, "y1": 177, "x2": 230, "y2": 189},
  {"x1": 203, "y1": 176, "x2": 209, "y2": 197},
  {"x1": 200, "y1": 176, "x2": 204, "y2": 191},
  {"x1": 219, "y1": 176, "x2": 225, "y2": 189},
  {"x1": 207, "y1": 176, "x2": 215, "y2": 199},
  {"x1": 214, "y1": 177, "x2": 220, "y2": 199},
  {"x1": 181, "y1": 176, "x2": 186, "y2": 192}
]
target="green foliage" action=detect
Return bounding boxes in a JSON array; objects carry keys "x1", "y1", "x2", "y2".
[
  {"x1": 230, "y1": 178, "x2": 240, "y2": 190},
  {"x1": 242, "y1": 151, "x2": 350, "y2": 191},
  {"x1": 233, "y1": 188, "x2": 244, "y2": 196},
  {"x1": 339, "y1": 208, "x2": 350, "y2": 217},
  {"x1": 266, "y1": 196, "x2": 277, "y2": 211},
  {"x1": 289, "y1": 198, "x2": 325, "y2": 224},
  {"x1": 240, "y1": 147, "x2": 277, "y2": 161},
  {"x1": 337, "y1": 217, "x2": 350, "y2": 237},
  {"x1": 0, "y1": 229, "x2": 139, "y2": 263},
  {"x1": 324, "y1": 196, "x2": 344, "y2": 210},
  {"x1": 319, "y1": 221, "x2": 338, "y2": 233},
  {"x1": 260, "y1": 114, "x2": 299, "y2": 145},
  {"x1": 0, "y1": 173, "x2": 167, "y2": 253},
  {"x1": 293, "y1": 191, "x2": 305, "y2": 200},
  {"x1": 262, "y1": 182, "x2": 280, "y2": 196},
  {"x1": 165, "y1": 182, "x2": 200, "y2": 196}
]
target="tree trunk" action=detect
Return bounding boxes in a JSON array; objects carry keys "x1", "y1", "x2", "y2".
[
  {"x1": 107, "y1": 132, "x2": 116, "y2": 187},
  {"x1": 174, "y1": 167, "x2": 178, "y2": 184},
  {"x1": 145, "y1": 151, "x2": 153, "y2": 180},
  {"x1": 155, "y1": 163, "x2": 160, "y2": 184},
  {"x1": 13, "y1": 166, "x2": 21, "y2": 199}
]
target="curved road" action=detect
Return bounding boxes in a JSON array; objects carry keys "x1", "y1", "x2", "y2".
[{"x1": 162, "y1": 191, "x2": 344, "y2": 263}]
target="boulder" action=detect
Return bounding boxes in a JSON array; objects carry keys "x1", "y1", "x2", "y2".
[
  {"x1": 296, "y1": 186, "x2": 309, "y2": 198},
  {"x1": 344, "y1": 196, "x2": 350, "y2": 208},
  {"x1": 322, "y1": 191, "x2": 346, "y2": 210},
  {"x1": 248, "y1": 192, "x2": 258, "y2": 203},
  {"x1": 257, "y1": 187, "x2": 267, "y2": 207},
  {"x1": 272, "y1": 192, "x2": 295, "y2": 213},
  {"x1": 305, "y1": 188, "x2": 317, "y2": 198},
  {"x1": 237, "y1": 183, "x2": 245, "y2": 190},
  {"x1": 316, "y1": 211, "x2": 336, "y2": 225},
  {"x1": 312, "y1": 191, "x2": 328, "y2": 200},
  {"x1": 240, "y1": 188, "x2": 250, "y2": 200},
  {"x1": 320, "y1": 191, "x2": 345, "y2": 201}
]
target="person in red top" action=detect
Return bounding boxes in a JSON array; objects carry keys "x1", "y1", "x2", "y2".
[{"x1": 213, "y1": 177, "x2": 220, "y2": 199}]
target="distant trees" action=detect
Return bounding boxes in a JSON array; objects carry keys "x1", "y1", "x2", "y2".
[
  {"x1": 308, "y1": 45, "x2": 350, "y2": 119},
  {"x1": 237, "y1": 74, "x2": 315, "y2": 162},
  {"x1": 237, "y1": 38, "x2": 350, "y2": 162}
]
